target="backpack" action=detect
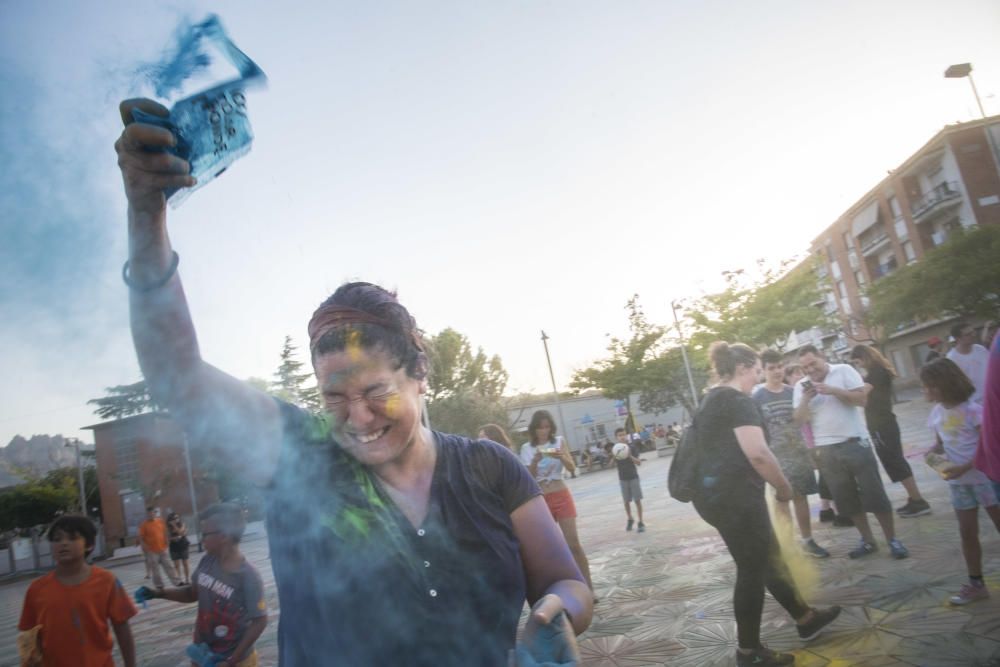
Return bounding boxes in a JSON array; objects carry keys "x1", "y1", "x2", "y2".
[{"x1": 667, "y1": 417, "x2": 701, "y2": 502}]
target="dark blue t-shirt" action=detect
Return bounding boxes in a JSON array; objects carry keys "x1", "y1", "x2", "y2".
[{"x1": 265, "y1": 401, "x2": 541, "y2": 666}]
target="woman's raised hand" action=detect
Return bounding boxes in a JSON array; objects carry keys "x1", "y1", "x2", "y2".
[{"x1": 115, "y1": 99, "x2": 196, "y2": 217}]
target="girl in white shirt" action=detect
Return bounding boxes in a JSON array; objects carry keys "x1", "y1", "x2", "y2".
[{"x1": 921, "y1": 359, "x2": 1000, "y2": 606}]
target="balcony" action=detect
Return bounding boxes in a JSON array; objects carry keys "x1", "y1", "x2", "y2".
[
  {"x1": 869, "y1": 258, "x2": 898, "y2": 280},
  {"x1": 911, "y1": 181, "x2": 961, "y2": 220},
  {"x1": 859, "y1": 230, "x2": 891, "y2": 256}
]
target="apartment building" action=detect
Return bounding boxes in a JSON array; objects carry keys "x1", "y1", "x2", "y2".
[{"x1": 808, "y1": 115, "x2": 1000, "y2": 384}]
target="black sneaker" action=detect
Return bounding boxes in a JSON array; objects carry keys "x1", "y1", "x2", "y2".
[
  {"x1": 819, "y1": 508, "x2": 835, "y2": 522},
  {"x1": 736, "y1": 646, "x2": 795, "y2": 666},
  {"x1": 832, "y1": 515, "x2": 854, "y2": 527},
  {"x1": 797, "y1": 605, "x2": 841, "y2": 641},
  {"x1": 897, "y1": 499, "x2": 931, "y2": 518},
  {"x1": 626, "y1": 518, "x2": 634, "y2": 531},
  {"x1": 637, "y1": 522, "x2": 646, "y2": 533},
  {"x1": 849, "y1": 539, "x2": 878, "y2": 559}
]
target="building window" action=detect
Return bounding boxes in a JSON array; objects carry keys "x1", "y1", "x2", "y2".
[
  {"x1": 894, "y1": 218, "x2": 908, "y2": 240},
  {"x1": 902, "y1": 241, "x2": 916, "y2": 263},
  {"x1": 854, "y1": 270, "x2": 866, "y2": 287},
  {"x1": 842, "y1": 232, "x2": 853, "y2": 251},
  {"x1": 888, "y1": 195, "x2": 902, "y2": 219},
  {"x1": 837, "y1": 281, "x2": 848, "y2": 300},
  {"x1": 113, "y1": 437, "x2": 140, "y2": 492},
  {"x1": 830, "y1": 261, "x2": 842, "y2": 280}
]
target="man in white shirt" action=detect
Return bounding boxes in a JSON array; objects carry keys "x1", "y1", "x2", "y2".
[
  {"x1": 947, "y1": 322, "x2": 989, "y2": 403},
  {"x1": 794, "y1": 345, "x2": 909, "y2": 560}
]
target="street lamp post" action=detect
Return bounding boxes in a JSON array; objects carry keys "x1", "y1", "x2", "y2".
[
  {"x1": 670, "y1": 300, "x2": 700, "y2": 411},
  {"x1": 944, "y1": 63, "x2": 986, "y2": 118},
  {"x1": 540, "y1": 330, "x2": 571, "y2": 448},
  {"x1": 945, "y1": 62, "x2": 1000, "y2": 181}
]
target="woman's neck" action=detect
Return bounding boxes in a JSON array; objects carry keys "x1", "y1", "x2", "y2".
[{"x1": 373, "y1": 425, "x2": 436, "y2": 491}]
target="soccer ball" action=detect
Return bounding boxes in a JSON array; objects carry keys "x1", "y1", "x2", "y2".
[{"x1": 612, "y1": 443, "x2": 631, "y2": 460}]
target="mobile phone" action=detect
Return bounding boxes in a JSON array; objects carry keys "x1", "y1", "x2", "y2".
[{"x1": 802, "y1": 380, "x2": 814, "y2": 392}]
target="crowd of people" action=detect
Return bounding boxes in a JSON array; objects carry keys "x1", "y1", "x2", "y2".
[{"x1": 11, "y1": 100, "x2": 999, "y2": 666}]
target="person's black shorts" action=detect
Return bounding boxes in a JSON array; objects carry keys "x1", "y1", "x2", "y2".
[
  {"x1": 169, "y1": 538, "x2": 190, "y2": 561},
  {"x1": 815, "y1": 439, "x2": 892, "y2": 516},
  {"x1": 869, "y1": 418, "x2": 913, "y2": 483}
]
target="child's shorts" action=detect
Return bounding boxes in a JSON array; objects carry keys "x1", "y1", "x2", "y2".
[
  {"x1": 543, "y1": 488, "x2": 578, "y2": 521},
  {"x1": 950, "y1": 483, "x2": 999, "y2": 511}
]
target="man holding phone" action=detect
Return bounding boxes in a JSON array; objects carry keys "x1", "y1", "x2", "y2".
[{"x1": 793, "y1": 346, "x2": 909, "y2": 560}]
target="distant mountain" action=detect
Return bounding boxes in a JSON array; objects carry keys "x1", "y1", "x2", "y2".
[{"x1": 0, "y1": 434, "x2": 80, "y2": 479}]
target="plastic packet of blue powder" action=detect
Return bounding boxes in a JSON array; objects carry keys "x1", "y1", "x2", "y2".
[{"x1": 131, "y1": 15, "x2": 267, "y2": 207}]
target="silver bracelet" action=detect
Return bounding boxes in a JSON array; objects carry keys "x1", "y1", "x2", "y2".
[{"x1": 122, "y1": 251, "x2": 179, "y2": 292}]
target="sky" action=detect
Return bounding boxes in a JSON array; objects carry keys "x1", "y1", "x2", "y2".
[{"x1": 1, "y1": 0, "x2": 999, "y2": 446}]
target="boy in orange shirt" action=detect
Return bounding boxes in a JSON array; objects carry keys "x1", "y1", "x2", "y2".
[{"x1": 18, "y1": 515, "x2": 137, "y2": 667}]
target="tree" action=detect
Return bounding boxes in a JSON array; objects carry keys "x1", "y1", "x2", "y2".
[
  {"x1": 0, "y1": 479, "x2": 76, "y2": 531},
  {"x1": 570, "y1": 296, "x2": 665, "y2": 413},
  {"x1": 687, "y1": 260, "x2": 831, "y2": 351},
  {"x1": 272, "y1": 335, "x2": 321, "y2": 412},
  {"x1": 424, "y1": 328, "x2": 510, "y2": 436},
  {"x1": 87, "y1": 380, "x2": 160, "y2": 420},
  {"x1": 866, "y1": 225, "x2": 1000, "y2": 332},
  {"x1": 638, "y1": 347, "x2": 710, "y2": 417},
  {"x1": 40, "y1": 466, "x2": 102, "y2": 520}
]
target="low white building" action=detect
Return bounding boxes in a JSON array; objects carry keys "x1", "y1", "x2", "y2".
[{"x1": 506, "y1": 392, "x2": 688, "y2": 453}]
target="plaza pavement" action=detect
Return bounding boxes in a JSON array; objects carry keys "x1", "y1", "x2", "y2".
[{"x1": 1, "y1": 393, "x2": 999, "y2": 666}]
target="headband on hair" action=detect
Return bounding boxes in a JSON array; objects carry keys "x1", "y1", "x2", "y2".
[{"x1": 308, "y1": 304, "x2": 425, "y2": 355}]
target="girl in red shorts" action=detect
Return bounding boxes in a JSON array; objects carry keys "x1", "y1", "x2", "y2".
[{"x1": 520, "y1": 410, "x2": 594, "y2": 595}]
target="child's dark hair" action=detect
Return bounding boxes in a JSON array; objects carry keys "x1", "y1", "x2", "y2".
[
  {"x1": 919, "y1": 358, "x2": 975, "y2": 406},
  {"x1": 614, "y1": 427, "x2": 626, "y2": 436},
  {"x1": 760, "y1": 349, "x2": 783, "y2": 366},
  {"x1": 47, "y1": 515, "x2": 97, "y2": 553},
  {"x1": 199, "y1": 502, "x2": 246, "y2": 543},
  {"x1": 528, "y1": 410, "x2": 557, "y2": 445}
]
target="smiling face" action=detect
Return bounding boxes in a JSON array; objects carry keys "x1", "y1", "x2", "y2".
[
  {"x1": 314, "y1": 346, "x2": 426, "y2": 468},
  {"x1": 799, "y1": 352, "x2": 829, "y2": 383}
]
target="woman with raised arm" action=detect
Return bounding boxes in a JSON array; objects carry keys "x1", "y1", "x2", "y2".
[{"x1": 114, "y1": 99, "x2": 591, "y2": 666}]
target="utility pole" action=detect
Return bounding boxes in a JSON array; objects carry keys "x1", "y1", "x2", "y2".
[
  {"x1": 181, "y1": 435, "x2": 202, "y2": 549},
  {"x1": 540, "y1": 330, "x2": 571, "y2": 447},
  {"x1": 671, "y1": 300, "x2": 700, "y2": 411}
]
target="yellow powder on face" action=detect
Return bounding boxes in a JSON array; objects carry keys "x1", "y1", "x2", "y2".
[
  {"x1": 384, "y1": 393, "x2": 401, "y2": 418},
  {"x1": 345, "y1": 329, "x2": 364, "y2": 362}
]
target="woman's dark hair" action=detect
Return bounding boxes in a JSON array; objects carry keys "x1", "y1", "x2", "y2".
[
  {"x1": 199, "y1": 502, "x2": 246, "y2": 544},
  {"x1": 708, "y1": 341, "x2": 759, "y2": 379},
  {"x1": 479, "y1": 424, "x2": 515, "y2": 452},
  {"x1": 919, "y1": 358, "x2": 975, "y2": 406},
  {"x1": 850, "y1": 344, "x2": 896, "y2": 377},
  {"x1": 47, "y1": 515, "x2": 97, "y2": 552},
  {"x1": 312, "y1": 282, "x2": 427, "y2": 379},
  {"x1": 528, "y1": 410, "x2": 557, "y2": 445}
]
